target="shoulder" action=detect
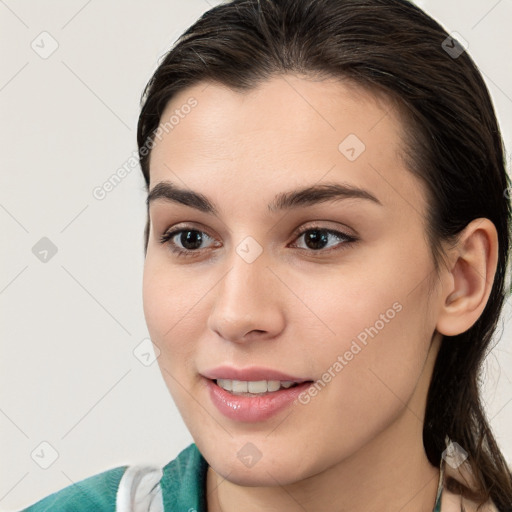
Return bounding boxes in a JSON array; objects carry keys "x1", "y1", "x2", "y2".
[
  {"x1": 441, "y1": 491, "x2": 499, "y2": 512},
  {"x1": 20, "y1": 465, "x2": 128, "y2": 511},
  {"x1": 441, "y1": 490, "x2": 500, "y2": 512},
  {"x1": 18, "y1": 444, "x2": 207, "y2": 512},
  {"x1": 440, "y1": 458, "x2": 501, "y2": 512}
]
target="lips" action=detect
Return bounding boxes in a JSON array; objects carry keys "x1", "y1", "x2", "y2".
[
  {"x1": 201, "y1": 366, "x2": 314, "y2": 422},
  {"x1": 205, "y1": 377, "x2": 313, "y2": 422},
  {"x1": 201, "y1": 365, "x2": 309, "y2": 383}
]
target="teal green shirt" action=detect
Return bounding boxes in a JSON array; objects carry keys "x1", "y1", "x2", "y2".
[
  {"x1": 20, "y1": 443, "x2": 442, "y2": 511},
  {"x1": 20, "y1": 465, "x2": 127, "y2": 511},
  {"x1": 160, "y1": 443, "x2": 208, "y2": 512},
  {"x1": 21, "y1": 443, "x2": 208, "y2": 512}
]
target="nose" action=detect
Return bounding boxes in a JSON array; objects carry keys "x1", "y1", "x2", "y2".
[{"x1": 207, "y1": 250, "x2": 286, "y2": 344}]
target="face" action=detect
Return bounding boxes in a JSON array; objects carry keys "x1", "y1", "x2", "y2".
[{"x1": 143, "y1": 74, "x2": 441, "y2": 485}]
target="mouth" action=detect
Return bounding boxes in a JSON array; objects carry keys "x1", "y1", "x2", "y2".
[
  {"x1": 204, "y1": 376, "x2": 315, "y2": 422},
  {"x1": 200, "y1": 366, "x2": 315, "y2": 421}
]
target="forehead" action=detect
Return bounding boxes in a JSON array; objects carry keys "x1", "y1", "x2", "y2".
[
  {"x1": 152, "y1": 74, "x2": 399, "y2": 155},
  {"x1": 148, "y1": 74, "x2": 427, "y2": 218}
]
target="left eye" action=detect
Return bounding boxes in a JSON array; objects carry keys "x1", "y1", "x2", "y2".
[
  {"x1": 159, "y1": 226, "x2": 357, "y2": 258},
  {"x1": 291, "y1": 228, "x2": 356, "y2": 251}
]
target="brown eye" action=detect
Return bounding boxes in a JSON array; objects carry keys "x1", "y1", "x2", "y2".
[
  {"x1": 159, "y1": 228, "x2": 217, "y2": 257},
  {"x1": 292, "y1": 227, "x2": 357, "y2": 252}
]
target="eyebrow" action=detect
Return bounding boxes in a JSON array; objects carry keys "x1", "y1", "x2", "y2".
[{"x1": 146, "y1": 180, "x2": 382, "y2": 214}]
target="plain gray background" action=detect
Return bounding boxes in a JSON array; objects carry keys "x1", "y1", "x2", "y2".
[{"x1": 1, "y1": 1, "x2": 511, "y2": 510}]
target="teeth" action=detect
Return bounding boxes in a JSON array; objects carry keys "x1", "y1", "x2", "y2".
[
  {"x1": 217, "y1": 379, "x2": 232, "y2": 391},
  {"x1": 232, "y1": 380, "x2": 248, "y2": 393},
  {"x1": 266, "y1": 380, "x2": 281, "y2": 392},
  {"x1": 216, "y1": 379, "x2": 298, "y2": 394},
  {"x1": 248, "y1": 380, "x2": 268, "y2": 393}
]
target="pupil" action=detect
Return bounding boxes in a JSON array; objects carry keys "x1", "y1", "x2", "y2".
[
  {"x1": 181, "y1": 230, "x2": 202, "y2": 250},
  {"x1": 305, "y1": 230, "x2": 328, "y2": 250}
]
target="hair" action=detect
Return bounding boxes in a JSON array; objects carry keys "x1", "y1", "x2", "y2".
[{"x1": 136, "y1": 0, "x2": 512, "y2": 508}]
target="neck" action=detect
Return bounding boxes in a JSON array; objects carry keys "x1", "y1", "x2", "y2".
[
  {"x1": 207, "y1": 417, "x2": 439, "y2": 512},
  {"x1": 206, "y1": 334, "x2": 443, "y2": 512}
]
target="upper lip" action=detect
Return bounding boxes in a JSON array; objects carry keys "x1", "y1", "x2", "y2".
[{"x1": 201, "y1": 366, "x2": 310, "y2": 383}]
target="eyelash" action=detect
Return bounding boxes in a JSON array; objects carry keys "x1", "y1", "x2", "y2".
[{"x1": 159, "y1": 224, "x2": 358, "y2": 259}]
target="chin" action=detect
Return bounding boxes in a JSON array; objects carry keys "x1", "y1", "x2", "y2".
[
  {"x1": 214, "y1": 461, "x2": 302, "y2": 487},
  {"x1": 203, "y1": 441, "x2": 314, "y2": 487}
]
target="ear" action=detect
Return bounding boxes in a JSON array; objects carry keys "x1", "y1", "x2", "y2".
[{"x1": 436, "y1": 218, "x2": 499, "y2": 337}]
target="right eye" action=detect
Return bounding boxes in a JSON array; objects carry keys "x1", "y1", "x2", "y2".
[{"x1": 159, "y1": 227, "x2": 218, "y2": 258}]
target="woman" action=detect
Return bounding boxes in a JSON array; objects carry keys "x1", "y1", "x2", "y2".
[{"x1": 20, "y1": 0, "x2": 512, "y2": 510}]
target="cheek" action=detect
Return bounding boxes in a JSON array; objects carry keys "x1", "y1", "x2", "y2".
[
  {"x1": 142, "y1": 263, "x2": 171, "y2": 341},
  {"x1": 142, "y1": 265, "x2": 199, "y2": 410},
  {"x1": 288, "y1": 286, "x2": 433, "y2": 471},
  {"x1": 142, "y1": 259, "x2": 222, "y2": 387},
  {"x1": 292, "y1": 247, "x2": 434, "y2": 407},
  {"x1": 287, "y1": 266, "x2": 403, "y2": 354},
  {"x1": 142, "y1": 261, "x2": 196, "y2": 374},
  {"x1": 143, "y1": 258, "x2": 200, "y2": 339}
]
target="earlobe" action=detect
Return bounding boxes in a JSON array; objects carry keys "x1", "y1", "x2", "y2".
[{"x1": 435, "y1": 218, "x2": 498, "y2": 337}]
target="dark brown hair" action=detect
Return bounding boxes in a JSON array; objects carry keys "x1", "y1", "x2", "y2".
[{"x1": 137, "y1": 0, "x2": 512, "y2": 508}]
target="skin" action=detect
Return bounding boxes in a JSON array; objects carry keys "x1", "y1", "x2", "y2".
[{"x1": 142, "y1": 74, "x2": 498, "y2": 512}]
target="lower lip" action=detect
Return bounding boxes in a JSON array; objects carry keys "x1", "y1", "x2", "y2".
[{"x1": 205, "y1": 378, "x2": 313, "y2": 423}]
